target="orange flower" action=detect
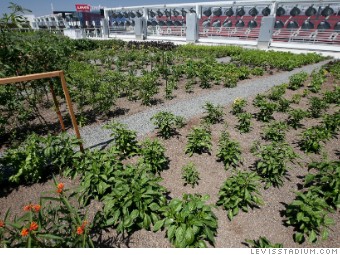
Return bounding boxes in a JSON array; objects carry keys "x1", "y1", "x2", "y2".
[
  {"x1": 0, "y1": 220, "x2": 4, "y2": 228},
  {"x1": 29, "y1": 221, "x2": 38, "y2": 231},
  {"x1": 21, "y1": 228, "x2": 29, "y2": 237},
  {"x1": 32, "y1": 204, "x2": 41, "y2": 213},
  {"x1": 23, "y1": 204, "x2": 32, "y2": 211},
  {"x1": 76, "y1": 226, "x2": 84, "y2": 235},
  {"x1": 57, "y1": 183, "x2": 64, "y2": 189},
  {"x1": 56, "y1": 183, "x2": 64, "y2": 194}
]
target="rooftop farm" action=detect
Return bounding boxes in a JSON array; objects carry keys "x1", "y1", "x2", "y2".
[{"x1": 0, "y1": 29, "x2": 339, "y2": 248}]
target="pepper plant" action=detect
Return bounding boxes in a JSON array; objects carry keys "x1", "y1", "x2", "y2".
[
  {"x1": 202, "y1": 102, "x2": 224, "y2": 124},
  {"x1": 154, "y1": 194, "x2": 218, "y2": 248},
  {"x1": 231, "y1": 98, "x2": 247, "y2": 115},
  {"x1": 101, "y1": 165, "x2": 167, "y2": 235},
  {"x1": 181, "y1": 162, "x2": 200, "y2": 188},
  {"x1": 285, "y1": 191, "x2": 334, "y2": 244},
  {"x1": 138, "y1": 138, "x2": 169, "y2": 175},
  {"x1": 104, "y1": 120, "x2": 139, "y2": 158},
  {"x1": 216, "y1": 131, "x2": 242, "y2": 169},
  {"x1": 252, "y1": 142, "x2": 297, "y2": 188},
  {"x1": 217, "y1": 171, "x2": 263, "y2": 221},
  {"x1": 236, "y1": 112, "x2": 252, "y2": 133},
  {"x1": 185, "y1": 126, "x2": 212, "y2": 156},
  {"x1": 151, "y1": 111, "x2": 185, "y2": 139}
]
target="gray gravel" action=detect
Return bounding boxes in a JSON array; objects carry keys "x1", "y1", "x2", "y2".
[{"x1": 78, "y1": 60, "x2": 329, "y2": 149}]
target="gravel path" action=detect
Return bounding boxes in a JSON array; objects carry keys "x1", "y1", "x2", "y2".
[{"x1": 79, "y1": 60, "x2": 329, "y2": 149}]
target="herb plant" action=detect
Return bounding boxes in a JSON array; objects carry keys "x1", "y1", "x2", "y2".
[{"x1": 217, "y1": 171, "x2": 263, "y2": 220}]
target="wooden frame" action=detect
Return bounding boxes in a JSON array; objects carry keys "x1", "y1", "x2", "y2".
[{"x1": 0, "y1": 71, "x2": 84, "y2": 152}]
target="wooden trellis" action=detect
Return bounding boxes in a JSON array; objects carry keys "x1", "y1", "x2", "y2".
[{"x1": 0, "y1": 71, "x2": 84, "y2": 152}]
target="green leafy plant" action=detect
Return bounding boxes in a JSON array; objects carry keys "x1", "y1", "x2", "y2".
[
  {"x1": 151, "y1": 111, "x2": 185, "y2": 139},
  {"x1": 277, "y1": 98, "x2": 290, "y2": 113},
  {"x1": 256, "y1": 100, "x2": 277, "y2": 122},
  {"x1": 217, "y1": 171, "x2": 263, "y2": 220},
  {"x1": 138, "y1": 138, "x2": 169, "y2": 175},
  {"x1": 154, "y1": 194, "x2": 218, "y2": 248},
  {"x1": 245, "y1": 237, "x2": 283, "y2": 248},
  {"x1": 104, "y1": 120, "x2": 139, "y2": 158},
  {"x1": 185, "y1": 126, "x2": 212, "y2": 156},
  {"x1": 216, "y1": 131, "x2": 242, "y2": 169},
  {"x1": 77, "y1": 148, "x2": 123, "y2": 205},
  {"x1": 231, "y1": 98, "x2": 247, "y2": 115},
  {"x1": 291, "y1": 94, "x2": 302, "y2": 104},
  {"x1": 322, "y1": 112, "x2": 340, "y2": 134},
  {"x1": 309, "y1": 97, "x2": 328, "y2": 118},
  {"x1": 202, "y1": 102, "x2": 224, "y2": 124},
  {"x1": 0, "y1": 179, "x2": 94, "y2": 248},
  {"x1": 237, "y1": 112, "x2": 252, "y2": 133},
  {"x1": 102, "y1": 165, "x2": 167, "y2": 235},
  {"x1": 251, "y1": 67, "x2": 264, "y2": 76},
  {"x1": 299, "y1": 126, "x2": 331, "y2": 153},
  {"x1": 323, "y1": 86, "x2": 340, "y2": 105},
  {"x1": 268, "y1": 84, "x2": 287, "y2": 101},
  {"x1": 0, "y1": 133, "x2": 78, "y2": 184},
  {"x1": 285, "y1": 191, "x2": 334, "y2": 244},
  {"x1": 288, "y1": 71, "x2": 308, "y2": 90},
  {"x1": 181, "y1": 162, "x2": 200, "y2": 188},
  {"x1": 288, "y1": 109, "x2": 308, "y2": 129},
  {"x1": 252, "y1": 142, "x2": 297, "y2": 188},
  {"x1": 305, "y1": 160, "x2": 340, "y2": 209},
  {"x1": 308, "y1": 70, "x2": 325, "y2": 93},
  {"x1": 252, "y1": 94, "x2": 266, "y2": 107},
  {"x1": 138, "y1": 72, "x2": 159, "y2": 105},
  {"x1": 262, "y1": 121, "x2": 288, "y2": 142}
]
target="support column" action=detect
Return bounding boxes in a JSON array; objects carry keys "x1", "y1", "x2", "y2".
[
  {"x1": 257, "y1": 16, "x2": 275, "y2": 49},
  {"x1": 101, "y1": 18, "x2": 109, "y2": 38},
  {"x1": 135, "y1": 17, "x2": 147, "y2": 40},
  {"x1": 186, "y1": 13, "x2": 198, "y2": 43}
]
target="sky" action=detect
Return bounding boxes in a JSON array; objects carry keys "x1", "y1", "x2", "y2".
[{"x1": 0, "y1": 0, "x2": 201, "y2": 16}]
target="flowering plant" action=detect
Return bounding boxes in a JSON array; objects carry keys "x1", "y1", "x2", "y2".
[{"x1": 0, "y1": 177, "x2": 94, "y2": 248}]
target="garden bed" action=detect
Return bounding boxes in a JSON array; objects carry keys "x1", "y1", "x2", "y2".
[{"x1": 1, "y1": 60, "x2": 339, "y2": 248}]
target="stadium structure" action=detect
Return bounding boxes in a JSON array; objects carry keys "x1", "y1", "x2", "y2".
[{"x1": 29, "y1": 0, "x2": 340, "y2": 52}]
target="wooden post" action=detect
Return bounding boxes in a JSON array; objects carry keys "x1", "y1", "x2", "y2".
[
  {"x1": 0, "y1": 70, "x2": 84, "y2": 152},
  {"x1": 59, "y1": 71, "x2": 84, "y2": 152},
  {"x1": 49, "y1": 80, "x2": 66, "y2": 132}
]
